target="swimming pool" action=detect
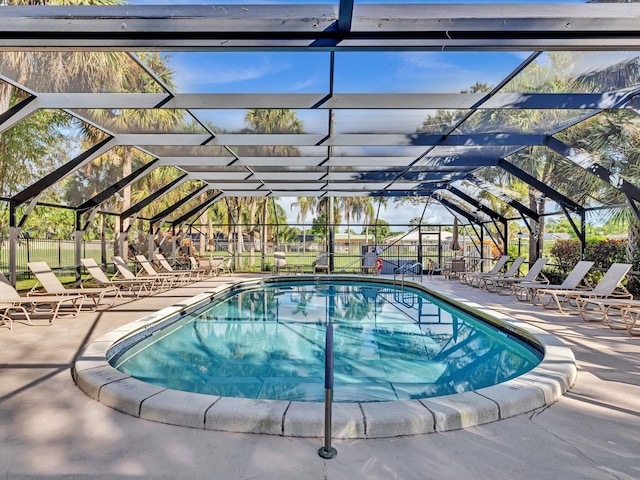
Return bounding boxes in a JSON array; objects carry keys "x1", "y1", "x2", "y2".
[
  {"x1": 73, "y1": 275, "x2": 577, "y2": 438},
  {"x1": 109, "y1": 281, "x2": 542, "y2": 403}
]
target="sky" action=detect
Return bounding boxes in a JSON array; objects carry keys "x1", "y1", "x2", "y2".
[
  {"x1": 126, "y1": 0, "x2": 589, "y2": 230},
  {"x1": 156, "y1": 49, "x2": 527, "y2": 230},
  {"x1": 278, "y1": 196, "x2": 453, "y2": 231}
]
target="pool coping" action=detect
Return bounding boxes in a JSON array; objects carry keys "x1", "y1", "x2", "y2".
[{"x1": 72, "y1": 275, "x2": 577, "y2": 439}]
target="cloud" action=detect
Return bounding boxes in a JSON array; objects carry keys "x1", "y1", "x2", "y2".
[{"x1": 169, "y1": 53, "x2": 291, "y2": 92}]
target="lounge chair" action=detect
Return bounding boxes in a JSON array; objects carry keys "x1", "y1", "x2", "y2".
[
  {"x1": 533, "y1": 263, "x2": 633, "y2": 313},
  {"x1": 574, "y1": 297, "x2": 640, "y2": 328},
  {"x1": 361, "y1": 251, "x2": 379, "y2": 275},
  {"x1": 135, "y1": 255, "x2": 193, "y2": 285},
  {"x1": 112, "y1": 256, "x2": 169, "y2": 290},
  {"x1": 483, "y1": 257, "x2": 548, "y2": 295},
  {"x1": 514, "y1": 260, "x2": 595, "y2": 302},
  {"x1": 211, "y1": 256, "x2": 232, "y2": 275},
  {"x1": 619, "y1": 307, "x2": 640, "y2": 336},
  {"x1": 313, "y1": 252, "x2": 330, "y2": 274},
  {"x1": 80, "y1": 258, "x2": 154, "y2": 298},
  {"x1": 0, "y1": 271, "x2": 83, "y2": 327},
  {"x1": 274, "y1": 252, "x2": 303, "y2": 275},
  {"x1": 460, "y1": 255, "x2": 510, "y2": 287},
  {"x1": 27, "y1": 261, "x2": 119, "y2": 310},
  {"x1": 188, "y1": 256, "x2": 214, "y2": 277},
  {"x1": 477, "y1": 257, "x2": 526, "y2": 289},
  {"x1": 154, "y1": 253, "x2": 204, "y2": 281}
]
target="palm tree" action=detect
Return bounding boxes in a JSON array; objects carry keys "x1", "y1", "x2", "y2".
[
  {"x1": 72, "y1": 52, "x2": 183, "y2": 253},
  {"x1": 239, "y1": 108, "x2": 304, "y2": 264},
  {"x1": 292, "y1": 197, "x2": 317, "y2": 252}
]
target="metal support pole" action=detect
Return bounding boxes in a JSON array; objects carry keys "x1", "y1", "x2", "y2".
[
  {"x1": 328, "y1": 197, "x2": 335, "y2": 273},
  {"x1": 8, "y1": 201, "x2": 18, "y2": 287},
  {"x1": 148, "y1": 221, "x2": 156, "y2": 259},
  {"x1": 318, "y1": 323, "x2": 337, "y2": 459},
  {"x1": 75, "y1": 211, "x2": 83, "y2": 287}
]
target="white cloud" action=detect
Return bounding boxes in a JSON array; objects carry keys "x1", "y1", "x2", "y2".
[{"x1": 169, "y1": 53, "x2": 290, "y2": 91}]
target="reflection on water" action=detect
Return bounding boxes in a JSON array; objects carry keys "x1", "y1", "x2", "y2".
[{"x1": 113, "y1": 281, "x2": 541, "y2": 402}]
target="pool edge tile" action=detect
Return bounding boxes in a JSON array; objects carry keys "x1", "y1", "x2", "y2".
[
  {"x1": 99, "y1": 377, "x2": 166, "y2": 417},
  {"x1": 284, "y1": 402, "x2": 364, "y2": 438},
  {"x1": 141, "y1": 390, "x2": 220, "y2": 429},
  {"x1": 205, "y1": 397, "x2": 288, "y2": 435},
  {"x1": 420, "y1": 392, "x2": 499, "y2": 432},
  {"x1": 361, "y1": 400, "x2": 435, "y2": 437}
]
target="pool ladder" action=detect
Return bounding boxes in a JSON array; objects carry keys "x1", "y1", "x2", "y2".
[{"x1": 393, "y1": 261, "x2": 423, "y2": 288}]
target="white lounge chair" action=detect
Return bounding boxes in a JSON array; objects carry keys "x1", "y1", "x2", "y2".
[
  {"x1": 154, "y1": 253, "x2": 204, "y2": 281},
  {"x1": 188, "y1": 256, "x2": 214, "y2": 277},
  {"x1": 477, "y1": 257, "x2": 526, "y2": 290},
  {"x1": 484, "y1": 257, "x2": 548, "y2": 295},
  {"x1": 515, "y1": 260, "x2": 595, "y2": 302},
  {"x1": 619, "y1": 307, "x2": 640, "y2": 336},
  {"x1": 80, "y1": 258, "x2": 154, "y2": 298},
  {"x1": 135, "y1": 255, "x2": 192, "y2": 285},
  {"x1": 274, "y1": 252, "x2": 303, "y2": 275},
  {"x1": 313, "y1": 252, "x2": 330, "y2": 274},
  {"x1": 575, "y1": 297, "x2": 640, "y2": 328},
  {"x1": 533, "y1": 263, "x2": 633, "y2": 314},
  {"x1": 112, "y1": 256, "x2": 169, "y2": 290},
  {"x1": 210, "y1": 256, "x2": 232, "y2": 275},
  {"x1": 460, "y1": 255, "x2": 510, "y2": 287},
  {"x1": 0, "y1": 271, "x2": 83, "y2": 327},
  {"x1": 27, "y1": 261, "x2": 118, "y2": 310}
]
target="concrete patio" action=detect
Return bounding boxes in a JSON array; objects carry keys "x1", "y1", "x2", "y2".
[{"x1": 1, "y1": 273, "x2": 639, "y2": 480}]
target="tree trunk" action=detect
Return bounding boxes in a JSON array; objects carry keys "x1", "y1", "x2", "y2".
[
  {"x1": 626, "y1": 217, "x2": 640, "y2": 294},
  {"x1": 207, "y1": 215, "x2": 214, "y2": 252},
  {"x1": 261, "y1": 198, "x2": 268, "y2": 270},
  {"x1": 116, "y1": 148, "x2": 132, "y2": 257},
  {"x1": 247, "y1": 198, "x2": 258, "y2": 267},
  {"x1": 235, "y1": 199, "x2": 244, "y2": 271},
  {"x1": 527, "y1": 187, "x2": 545, "y2": 262}
]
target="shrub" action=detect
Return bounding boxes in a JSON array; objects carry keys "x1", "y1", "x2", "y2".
[{"x1": 549, "y1": 238, "x2": 632, "y2": 291}]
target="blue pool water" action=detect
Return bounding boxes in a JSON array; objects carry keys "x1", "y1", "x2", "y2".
[{"x1": 111, "y1": 280, "x2": 542, "y2": 402}]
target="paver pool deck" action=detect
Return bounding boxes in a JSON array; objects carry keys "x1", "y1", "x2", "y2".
[{"x1": 1, "y1": 273, "x2": 639, "y2": 479}]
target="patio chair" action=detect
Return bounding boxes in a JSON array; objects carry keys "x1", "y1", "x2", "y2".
[
  {"x1": 154, "y1": 253, "x2": 204, "y2": 281},
  {"x1": 135, "y1": 255, "x2": 192, "y2": 286},
  {"x1": 0, "y1": 271, "x2": 83, "y2": 327},
  {"x1": 209, "y1": 256, "x2": 231, "y2": 275},
  {"x1": 460, "y1": 255, "x2": 510, "y2": 287},
  {"x1": 361, "y1": 251, "x2": 380, "y2": 275},
  {"x1": 27, "y1": 261, "x2": 119, "y2": 310},
  {"x1": 274, "y1": 252, "x2": 303, "y2": 275},
  {"x1": 574, "y1": 297, "x2": 640, "y2": 328},
  {"x1": 477, "y1": 256, "x2": 525, "y2": 289},
  {"x1": 80, "y1": 258, "x2": 153, "y2": 298},
  {"x1": 515, "y1": 260, "x2": 595, "y2": 302},
  {"x1": 533, "y1": 263, "x2": 633, "y2": 314},
  {"x1": 313, "y1": 252, "x2": 330, "y2": 274},
  {"x1": 483, "y1": 257, "x2": 548, "y2": 295},
  {"x1": 188, "y1": 256, "x2": 214, "y2": 277},
  {"x1": 619, "y1": 307, "x2": 640, "y2": 336},
  {"x1": 112, "y1": 256, "x2": 169, "y2": 290},
  {"x1": 440, "y1": 258, "x2": 467, "y2": 280},
  {"x1": 448, "y1": 258, "x2": 486, "y2": 280}
]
